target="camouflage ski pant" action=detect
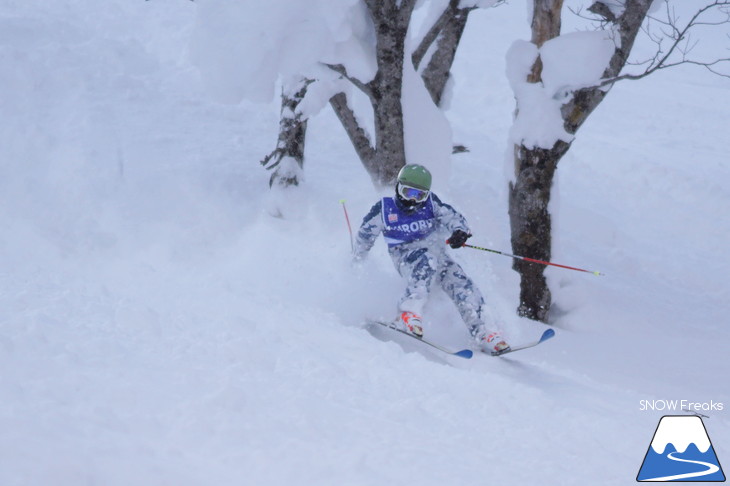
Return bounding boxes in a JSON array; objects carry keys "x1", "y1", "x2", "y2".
[{"x1": 392, "y1": 246, "x2": 487, "y2": 337}]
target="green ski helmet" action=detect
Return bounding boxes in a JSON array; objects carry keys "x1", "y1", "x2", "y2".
[
  {"x1": 396, "y1": 164, "x2": 432, "y2": 207},
  {"x1": 397, "y1": 164, "x2": 432, "y2": 190}
]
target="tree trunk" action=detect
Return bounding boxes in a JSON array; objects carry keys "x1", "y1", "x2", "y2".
[
  {"x1": 509, "y1": 0, "x2": 564, "y2": 322},
  {"x1": 509, "y1": 0, "x2": 655, "y2": 322},
  {"x1": 265, "y1": 0, "x2": 475, "y2": 190},
  {"x1": 260, "y1": 78, "x2": 312, "y2": 188},
  {"x1": 509, "y1": 141, "x2": 569, "y2": 322},
  {"x1": 364, "y1": 0, "x2": 417, "y2": 186}
]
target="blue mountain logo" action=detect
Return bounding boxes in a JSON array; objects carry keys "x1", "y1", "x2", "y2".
[{"x1": 637, "y1": 415, "x2": 725, "y2": 482}]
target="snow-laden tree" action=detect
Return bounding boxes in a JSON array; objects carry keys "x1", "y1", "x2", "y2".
[
  {"x1": 191, "y1": 0, "x2": 368, "y2": 193},
  {"x1": 191, "y1": 0, "x2": 497, "y2": 197},
  {"x1": 327, "y1": 0, "x2": 492, "y2": 186},
  {"x1": 507, "y1": 0, "x2": 730, "y2": 322},
  {"x1": 260, "y1": 78, "x2": 313, "y2": 189}
]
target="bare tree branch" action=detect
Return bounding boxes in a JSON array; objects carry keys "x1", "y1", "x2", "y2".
[
  {"x1": 600, "y1": 57, "x2": 730, "y2": 84},
  {"x1": 322, "y1": 63, "x2": 374, "y2": 100},
  {"x1": 570, "y1": 1, "x2": 730, "y2": 90},
  {"x1": 587, "y1": 1, "x2": 616, "y2": 22}
]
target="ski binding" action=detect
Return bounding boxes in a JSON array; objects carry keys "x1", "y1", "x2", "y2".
[{"x1": 489, "y1": 328, "x2": 555, "y2": 356}]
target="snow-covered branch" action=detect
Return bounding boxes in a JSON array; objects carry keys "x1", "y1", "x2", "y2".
[
  {"x1": 412, "y1": 0, "x2": 465, "y2": 70},
  {"x1": 329, "y1": 92, "x2": 377, "y2": 172}
]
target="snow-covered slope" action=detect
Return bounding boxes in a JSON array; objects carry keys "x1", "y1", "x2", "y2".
[{"x1": 1, "y1": 2, "x2": 728, "y2": 485}]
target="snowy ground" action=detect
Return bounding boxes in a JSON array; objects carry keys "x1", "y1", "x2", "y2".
[{"x1": 1, "y1": 1, "x2": 728, "y2": 485}]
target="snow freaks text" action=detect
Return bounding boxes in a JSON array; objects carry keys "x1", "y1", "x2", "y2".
[{"x1": 639, "y1": 400, "x2": 724, "y2": 412}]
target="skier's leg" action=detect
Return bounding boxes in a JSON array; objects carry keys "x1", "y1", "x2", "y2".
[
  {"x1": 438, "y1": 257, "x2": 488, "y2": 337},
  {"x1": 397, "y1": 248, "x2": 437, "y2": 315},
  {"x1": 438, "y1": 259, "x2": 510, "y2": 353},
  {"x1": 388, "y1": 247, "x2": 436, "y2": 336}
]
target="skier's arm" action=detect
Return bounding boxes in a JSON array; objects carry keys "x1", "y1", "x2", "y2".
[
  {"x1": 353, "y1": 201, "x2": 384, "y2": 261},
  {"x1": 432, "y1": 194, "x2": 471, "y2": 235}
]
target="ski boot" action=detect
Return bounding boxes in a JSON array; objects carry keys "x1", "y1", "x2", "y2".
[
  {"x1": 478, "y1": 331, "x2": 510, "y2": 356},
  {"x1": 396, "y1": 311, "x2": 424, "y2": 338}
]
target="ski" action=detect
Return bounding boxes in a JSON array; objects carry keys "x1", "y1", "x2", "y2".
[
  {"x1": 366, "y1": 319, "x2": 474, "y2": 359},
  {"x1": 489, "y1": 328, "x2": 555, "y2": 356}
]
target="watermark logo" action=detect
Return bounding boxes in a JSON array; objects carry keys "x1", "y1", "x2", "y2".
[
  {"x1": 639, "y1": 400, "x2": 724, "y2": 413},
  {"x1": 637, "y1": 415, "x2": 725, "y2": 482}
]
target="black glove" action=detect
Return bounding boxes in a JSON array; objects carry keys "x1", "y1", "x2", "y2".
[{"x1": 447, "y1": 229, "x2": 470, "y2": 249}]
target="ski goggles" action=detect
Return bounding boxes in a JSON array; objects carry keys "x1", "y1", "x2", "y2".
[{"x1": 398, "y1": 183, "x2": 430, "y2": 203}]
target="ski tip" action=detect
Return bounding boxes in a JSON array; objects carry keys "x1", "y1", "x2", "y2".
[
  {"x1": 539, "y1": 328, "x2": 556, "y2": 343},
  {"x1": 454, "y1": 349, "x2": 474, "y2": 359}
]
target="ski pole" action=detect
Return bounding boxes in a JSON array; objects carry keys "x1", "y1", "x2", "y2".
[
  {"x1": 455, "y1": 241, "x2": 604, "y2": 276},
  {"x1": 340, "y1": 199, "x2": 354, "y2": 252}
]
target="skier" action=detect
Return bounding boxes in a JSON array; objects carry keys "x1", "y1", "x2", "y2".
[{"x1": 353, "y1": 164, "x2": 510, "y2": 355}]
